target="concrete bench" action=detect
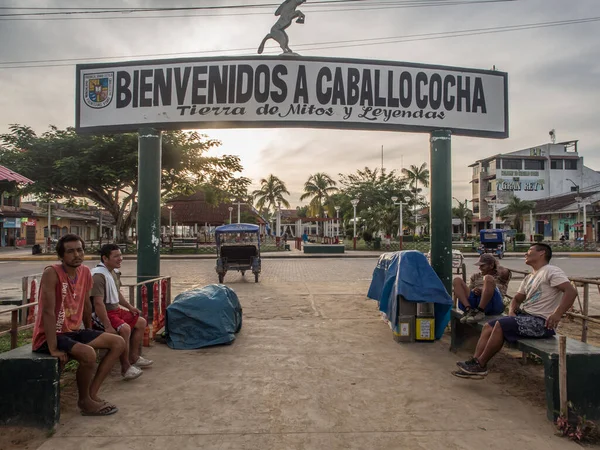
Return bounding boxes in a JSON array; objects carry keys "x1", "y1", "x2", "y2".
[
  {"x1": 0, "y1": 344, "x2": 60, "y2": 428},
  {"x1": 450, "y1": 309, "x2": 600, "y2": 421},
  {"x1": 303, "y1": 244, "x2": 345, "y2": 254}
]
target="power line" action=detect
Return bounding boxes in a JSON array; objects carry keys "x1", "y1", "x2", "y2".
[
  {"x1": 0, "y1": 15, "x2": 595, "y2": 70},
  {"x1": 0, "y1": 0, "x2": 517, "y2": 21}
]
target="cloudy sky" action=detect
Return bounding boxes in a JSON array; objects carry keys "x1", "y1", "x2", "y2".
[{"x1": 1, "y1": 0, "x2": 599, "y2": 207}]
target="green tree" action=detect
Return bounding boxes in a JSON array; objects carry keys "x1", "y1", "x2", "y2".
[
  {"x1": 252, "y1": 175, "x2": 290, "y2": 215},
  {"x1": 338, "y1": 167, "x2": 410, "y2": 231},
  {"x1": 402, "y1": 163, "x2": 430, "y2": 233},
  {"x1": 452, "y1": 200, "x2": 472, "y2": 235},
  {"x1": 295, "y1": 205, "x2": 309, "y2": 218},
  {"x1": 0, "y1": 125, "x2": 242, "y2": 242},
  {"x1": 299, "y1": 172, "x2": 338, "y2": 217},
  {"x1": 499, "y1": 196, "x2": 535, "y2": 232}
]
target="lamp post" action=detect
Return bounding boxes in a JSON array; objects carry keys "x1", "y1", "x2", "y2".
[
  {"x1": 324, "y1": 210, "x2": 328, "y2": 242},
  {"x1": 276, "y1": 201, "x2": 281, "y2": 245},
  {"x1": 485, "y1": 197, "x2": 497, "y2": 229},
  {"x1": 335, "y1": 206, "x2": 340, "y2": 238},
  {"x1": 453, "y1": 197, "x2": 469, "y2": 238},
  {"x1": 575, "y1": 196, "x2": 586, "y2": 241},
  {"x1": 391, "y1": 196, "x2": 408, "y2": 250},
  {"x1": 167, "y1": 205, "x2": 173, "y2": 235},
  {"x1": 228, "y1": 206, "x2": 233, "y2": 224},
  {"x1": 351, "y1": 199, "x2": 359, "y2": 250}
]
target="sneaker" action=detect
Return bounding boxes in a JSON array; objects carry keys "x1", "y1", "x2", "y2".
[
  {"x1": 134, "y1": 356, "x2": 154, "y2": 368},
  {"x1": 466, "y1": 309, "x2": 486, "y2": 324},
  {"x1": 457, "y1": 358, "x2": 488, "y2": 376},
  {"x1": 460, "y1": 309, "x2": 475, "y2": 324},
  {"x1": 122, "y1": 365, "x2": 143, "y2": 381}
]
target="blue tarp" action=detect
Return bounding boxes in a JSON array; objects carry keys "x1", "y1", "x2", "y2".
[
  {"x1": 165, "y1": 284, "x2": 242, "y2": 350},
  {"x1": 367, "y1": 251, "x2": 453, "y2": 340}
]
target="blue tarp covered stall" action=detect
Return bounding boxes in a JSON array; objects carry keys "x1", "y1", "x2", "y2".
[
  {"x1": 165, "y1": 284, "x2": 243, "y2": 350},
  {"x1": 367, "y1": 250, "x2": 453, "y2": 340}
]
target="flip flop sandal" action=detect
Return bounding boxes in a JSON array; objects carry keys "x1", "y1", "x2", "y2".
[
  {"x1": 451, "y1": 370, "x2": 485, "y2": 380},
  {"x1": 81, "y1": 404, "x2": 119, "y2": 416}
]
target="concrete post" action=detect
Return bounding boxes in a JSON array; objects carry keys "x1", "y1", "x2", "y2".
[
  {"x1": 430, "y1": 130, "x2": 452, "y2": 294},
  {"x1": 136, "y1": 128, "x2": 162, "y2": 318}
]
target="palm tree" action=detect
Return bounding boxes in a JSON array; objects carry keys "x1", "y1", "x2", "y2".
[
  {"x1": 252, "y1": 175, "x2": 290, "y2": 215},
  {"x1": 299, "y1": 173, "x2": 338, "y2": 216},
  {"x1": 452, "y1": 200, "x2": 472, "y2": 235},
  {"x1": 402, "y1": 163, "x2": 429, "y2": 233},
  {"x1": 499, "y1": 196, "x2": 535, "y2": 232}
]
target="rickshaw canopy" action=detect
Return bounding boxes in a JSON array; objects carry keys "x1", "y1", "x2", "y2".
[
  {"x1": 215, "y1": 223, "x2": 260, "y2": 246},
  {"x1": 480, "y1": 229, "x2": 505, "y2": 243}
]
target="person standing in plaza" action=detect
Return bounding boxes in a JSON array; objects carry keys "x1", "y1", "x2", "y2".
[
  {"x1": 91, "y1": 244, "x2": 153, "y2": 381},
  {"x1": 32, "y1": 234, "x2": 125, "y2": 416}
]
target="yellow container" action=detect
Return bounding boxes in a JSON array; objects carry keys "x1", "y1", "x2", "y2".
[{"x1": 415, "y1": 317, "x2": 435, "y2": 341}]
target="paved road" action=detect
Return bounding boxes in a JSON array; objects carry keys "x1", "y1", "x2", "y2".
[{"x1": 1, "y1": 256, "x2": 598, "y2": 297}]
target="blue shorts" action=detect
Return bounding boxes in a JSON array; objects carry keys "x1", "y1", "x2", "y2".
[
  {"x1": 487, "y1": 312, "x2": 555, "y2": 343},
  {"x1": 458, "y1": 288, "x2": 505, "y2": 316}
]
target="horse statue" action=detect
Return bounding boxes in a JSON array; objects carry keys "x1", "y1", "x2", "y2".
[{"x1": 257, "y1": 0, "x2": 306, "y2": 56}]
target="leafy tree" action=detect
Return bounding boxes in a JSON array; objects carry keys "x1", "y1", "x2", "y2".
[
  {"x1": 452, "y1": 199, "x2": 472, "y2": 234},
  {"x1": 499, "y1": 196, "x2": 535, "y2": 232},
  {"x1": 299, "y1": 172, "x2": 338, "y2": 217},
  {"x1": 295, "y1": 205, "x2": 309, "y2": 218},
  {"x1": 0, "y1": 125, "x2": 242, "y2": 242},
  {"x1": 252, "y1": 174, "x2": 290, "y2": 214},
  {"x1": 402, "y1": 162, "x2": 430, "y2": 194},
  {"x1": 338, "y1": 167, "x2": 410, "y2": 232}
]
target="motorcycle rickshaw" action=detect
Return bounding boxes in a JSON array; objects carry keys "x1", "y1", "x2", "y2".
[
  {"x1": 477, "y1": 229, "x2": 506, "y2": 259},
  {"x1": 215, "y1": 223, "x2": 261, "y2": 283}
]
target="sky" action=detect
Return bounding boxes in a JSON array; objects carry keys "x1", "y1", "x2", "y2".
[{"x1": 1, "y1": 0, "x2": 599, "y2": 208}]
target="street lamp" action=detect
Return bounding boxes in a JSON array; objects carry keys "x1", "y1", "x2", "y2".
[
  {"x1": 228, "y1": 206, "x2": 233, "y2": 224},
  {"x1": 334, "y1": 206, "x2": 341, "y2": 238},
  {"x1": 453, "y1": 197, "x2": 469, "y2": 238},
  {"x1": 351, "y1": 199, "x2": 359, "y2": 250},
  {"x1": 276, "y1": 201, "x2": 282, "y2": 244},
  {"x1": 324, "y1": 210, "x2": 328, "y2": 241},
  {"x1": 575, "y1": 196, "x2": 587, "y2": 240},
  {"x1": 391, "y1": 196, "x2": 408, "y2": 249},
  {"x1": 485, "y1": 196, "x2": 497, "y2": 229},
  {"x1": 167, "y1": 205, "x2": 174, "y2": 235}
]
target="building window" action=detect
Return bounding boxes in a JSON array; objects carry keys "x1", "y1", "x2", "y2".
[
  {"x1": 571, "y1": 186, "x2": 579, "y2": 192},
  {"x1": 551, "y1": 159, "x2": 563, "y2": 169},
  {"x1": 565, "y1": 159, "x2": 578, "y2": 170},
  {"x1": 524, "y1": 160, "x2": 544, "y2": 170},
  {"x1": 502, "y1": 159, "x2": 522, "y2": 170}
]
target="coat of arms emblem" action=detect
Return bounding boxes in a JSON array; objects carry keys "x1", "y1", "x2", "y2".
[{"x1": 83, "y1": 72, "x2": 114, "y2": 109}]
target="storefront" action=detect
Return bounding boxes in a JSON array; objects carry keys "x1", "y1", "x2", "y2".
[{"x1": 0, "y1": 217, "x2": 23, "y2": 247}]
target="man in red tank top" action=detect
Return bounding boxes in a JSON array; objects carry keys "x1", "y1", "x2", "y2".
[{"x1": 32, "y1": 234, "x2": 126, "y2": 416}]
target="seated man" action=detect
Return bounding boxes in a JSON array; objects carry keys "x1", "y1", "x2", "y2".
[
  {"x1": 453, "y1": 253, "x2": 510, "y2": 323},
  {"x1": 456, "y1": 243, "x2": 577, "y2": 376},
  {"x1": 92, "y1": 244, "x2": 153, "y2": 381},
  {"x1": 32, "y1": 234, "x2": 125, "y2": 416}
]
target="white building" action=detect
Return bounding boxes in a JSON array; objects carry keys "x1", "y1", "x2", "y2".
[{"x1": 470, "y1": 140, "x2": 600, "y2": 231}]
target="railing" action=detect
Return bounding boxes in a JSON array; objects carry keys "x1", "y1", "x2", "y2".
[
  {"x1": 0, "y1": 273, "x2": 172, "y2": 351},
  {"x1": 120, "y1": 276, "x2": 172, "y2": 346},
  {"x1": 507, "y1": 269, "x2": 599, "y2": 344}
]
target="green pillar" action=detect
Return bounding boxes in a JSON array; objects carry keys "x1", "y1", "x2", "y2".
[
  {"x1": 430, "y1": 130, "x2": 452, "y2": 294},
  {"x1": 136, "y1": 128, "x2": 162, "y2": 318}
]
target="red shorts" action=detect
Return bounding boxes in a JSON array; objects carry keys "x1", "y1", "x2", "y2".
[{"x1": 107, "y1": 309, "x2": 140, "y2": 331}]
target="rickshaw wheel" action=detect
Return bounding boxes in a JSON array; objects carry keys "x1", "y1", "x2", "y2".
[
  {"x1": 254, "y1": 273, "x2": 259, "y2": 283},
  {"x1": 218, "y1": 274, "x2": 224, "y2": 284}
]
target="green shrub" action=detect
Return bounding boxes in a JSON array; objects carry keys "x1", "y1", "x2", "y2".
[
  {"x1": 362, "y1": 231, "x2": 373, "y2": 242},
  {"x1": 534, "y1": 234, "x2": 544, "y2": 242},
  {"x1": 515, "y1": 233, "x2": 526, "y2": 242}
]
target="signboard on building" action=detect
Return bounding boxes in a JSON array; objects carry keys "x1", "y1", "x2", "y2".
[
  {"x1": 1, "y1": 218, "x2": 22, "y2": 228},
  {"x1": 497, "y1": 179, "x2": 545, "y2": 192},
  {"x1": 76, "y1": 56, "x2": 509, "y2": 138}
]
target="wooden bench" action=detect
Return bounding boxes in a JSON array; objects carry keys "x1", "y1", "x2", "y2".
[
  {"x1": 0, "y1": 344, "x2": 60, "y2": 428},
  {"x1": 450, "y1": 309, "x2": 600, "y2": 421}
]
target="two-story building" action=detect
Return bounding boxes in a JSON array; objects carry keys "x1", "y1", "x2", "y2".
[{"x1": 470, "y1": 140, "x2": 600, "y2": 234}]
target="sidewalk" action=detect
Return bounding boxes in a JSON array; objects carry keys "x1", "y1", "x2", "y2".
[{"x1": 36, "y1": 277, "x2": 577, "y2": 450}]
